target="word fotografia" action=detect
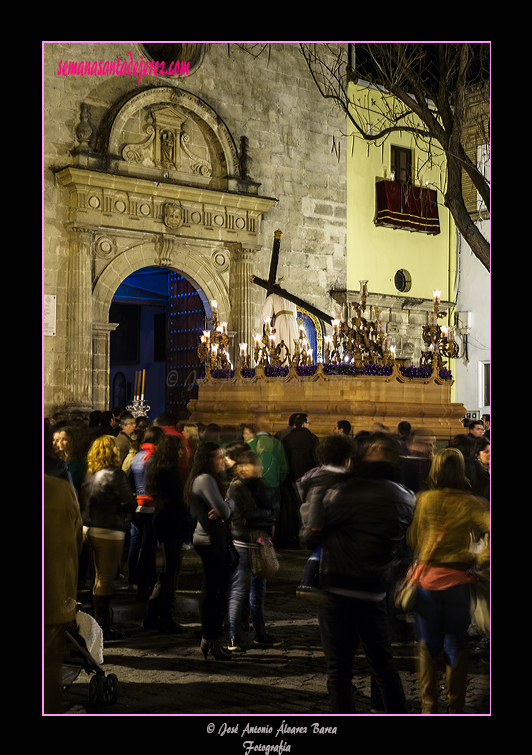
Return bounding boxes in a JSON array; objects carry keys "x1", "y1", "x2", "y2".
[{"x1": 56, "y1": 51, "x2": 190, "y2": 84}]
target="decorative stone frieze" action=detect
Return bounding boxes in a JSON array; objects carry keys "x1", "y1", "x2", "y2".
[{"x1": 55, "y1": 166, "x2": 276, "y2": 246}]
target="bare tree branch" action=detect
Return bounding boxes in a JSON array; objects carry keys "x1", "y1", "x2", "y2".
[{"x1": 299, "y1": 42, "x2": 490, "y2": 271}]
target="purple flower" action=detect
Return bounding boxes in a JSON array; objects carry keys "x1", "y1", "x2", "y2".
[
  {"x1": 399, "y1": 366, "x2": 453, "y2": 380},
  {"x1": 212, "y1": 368, "x2": 235, "y2": 379},
  {"x1": 296, "y1": 365, "x2": 317, "y2": 376},
  {"x1": 360, "y1": 363, "x2": 393, "y2": 376}
]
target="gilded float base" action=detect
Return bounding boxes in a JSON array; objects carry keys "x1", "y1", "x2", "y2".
[{"x1": 187, "y1": 363, "x2": 466, "y2": 440}]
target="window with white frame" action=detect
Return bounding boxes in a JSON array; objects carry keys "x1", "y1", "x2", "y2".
[
  {"x1": 479, "y1": 360, "x2": 490, "y2": 410},
  {"x1": 477, "y1": 144, "x2": 490, "y2": 214}
]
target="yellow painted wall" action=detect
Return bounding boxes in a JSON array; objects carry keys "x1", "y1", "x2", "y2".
[{"x1": 347, "y1": 83, "x2": 456, "y2": 304}]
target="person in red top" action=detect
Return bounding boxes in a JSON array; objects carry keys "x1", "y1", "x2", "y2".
[{"x1": 129, "y1": 426, "x2": 165, "y2": 599}]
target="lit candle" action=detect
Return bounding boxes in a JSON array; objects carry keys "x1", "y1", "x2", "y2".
[
  {"x1": 240, "y1": 343, "x2": 247, "y2": 355},
  {"x1": 211, "y1": 300, "x2": 218, "y2": 314},
  {"x1": 390, "y1": 345, "x2": 396, "y2": 357},
  {"x1": 432, "y1": 289, "x2": 441, "y2": 304}
]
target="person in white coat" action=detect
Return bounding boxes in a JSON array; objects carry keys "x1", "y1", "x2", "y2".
[{"x1": 261, "y1": 293, "x2": 299, "y2": 359}]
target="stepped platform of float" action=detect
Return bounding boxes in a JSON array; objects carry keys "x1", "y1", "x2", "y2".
[{"x1": 187, "y1": 362, "x2": 466, "y2": 440}]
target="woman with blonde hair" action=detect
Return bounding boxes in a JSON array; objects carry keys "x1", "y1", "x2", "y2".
[
  {"x1": 82, "y1": 435, "x2": 137, "y2": 640},
  {"x1": 407, "y1": 447, "x2": 490, "y2": 713}
]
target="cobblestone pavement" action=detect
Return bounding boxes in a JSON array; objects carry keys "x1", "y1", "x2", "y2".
[{"x1": 62, "y1": 548, "x2": 490, "y2": 727}]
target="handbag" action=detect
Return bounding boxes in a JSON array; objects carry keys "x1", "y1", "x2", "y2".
[
  {"x1": 394, "y1": 561, "x2": 419, "y2": 613},
  {"x1": 470, "y1": 570, "x2": 490, "y2": 636},
  {"x1": 394, "y1": 525, "x2": 447, "y2": 613},
  {"x1": 248, "y1": 529, "x2": 279, "y2": 578}
]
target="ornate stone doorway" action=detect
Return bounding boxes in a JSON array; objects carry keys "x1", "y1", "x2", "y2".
[{"x1": 54, "y1": 86, "x2": 277, "y2": 415}]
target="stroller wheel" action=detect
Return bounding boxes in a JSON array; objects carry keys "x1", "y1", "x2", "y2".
[
  {"x1": 103, "y1": 673, "x2": 119, "y2": 705},
  {"x1": 89, "y1": 674, "x2": 105, "y2": 706}
]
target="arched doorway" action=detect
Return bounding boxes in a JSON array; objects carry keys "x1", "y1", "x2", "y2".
[{"x1": 109, "y1": 265, "x2": 207, "y2": 422}]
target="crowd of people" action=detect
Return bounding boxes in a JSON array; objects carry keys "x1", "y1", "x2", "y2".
[{"x1": 43, "y1": 407, "x2": 490, "y2": 715}]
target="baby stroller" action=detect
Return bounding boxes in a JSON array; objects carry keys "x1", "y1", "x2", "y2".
[{"x1": 62, "y1": 603, "x2": 119, "y2": 707}]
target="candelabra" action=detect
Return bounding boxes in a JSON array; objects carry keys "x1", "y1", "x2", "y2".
[
  {"x1": 253, "y1": 318, "x2": 289, "y2": 367},
  {"x1": 324, "y1": 281, "x2": 396, "y2": 368},
  {"x1": 126, "y1": 397, "x2": 151, "y2": 418},
  {"x1": 291, "y1": 323, "x2": 314, "y2": 367},
  {"x1": 126, "y1": 369, "x2": 151, "y2": 417},
  {"x1": 420, "y1": 289, "x2": 459, "y2": 369},
  {"x1": 198, "y1": 300, "x2": 233, "y2": 371}
]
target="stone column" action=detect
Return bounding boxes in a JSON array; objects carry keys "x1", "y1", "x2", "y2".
[
  {"x1": 92, "y1": 322, "x2": 119, "y2": 411},
  {"x1": 227, "y1": 243, "x2": 258, "y2": 358},
  {"x1": 64, "y1": 227, "x2": 94, "y2": 417}
]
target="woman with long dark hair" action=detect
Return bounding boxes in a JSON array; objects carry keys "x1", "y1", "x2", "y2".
[
  {"x1": 184, "y1": 442, "x2": 234, "y2": 660},
  {"x1": 407, "y1": 448, "x2": 490, "y2": 713},
  {"x1": 143, "y1": 433, "x2": 189, "y2": 633},
  {"x1": 53, "y1": 423, "x2": 87, "y2": 496}
]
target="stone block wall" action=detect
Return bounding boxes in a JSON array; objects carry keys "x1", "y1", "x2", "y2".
[{"x1": 43, "y1": 42, "x2": 348, "y2": 416}]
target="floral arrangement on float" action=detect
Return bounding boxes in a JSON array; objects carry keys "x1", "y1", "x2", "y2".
[{"x1": 205, "y1": 364, "x2": 453, "y2": 381}]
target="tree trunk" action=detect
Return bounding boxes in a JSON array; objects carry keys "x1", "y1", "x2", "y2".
[{"x1": 445, "y1": 153, "x2": 490, "y2": 272}]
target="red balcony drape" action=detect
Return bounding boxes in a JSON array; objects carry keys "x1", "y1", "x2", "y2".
[{"x1": 375, "y1": 180, "x2": 440, "y2": 235}]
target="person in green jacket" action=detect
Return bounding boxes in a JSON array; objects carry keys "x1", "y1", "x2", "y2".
[{"x1": 246, "y1": 428, "x2": 288, "y2": 534}]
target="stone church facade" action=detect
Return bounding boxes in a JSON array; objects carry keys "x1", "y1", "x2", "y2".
[{"x1": 43, "y1": 43, "x2": 348, "y2": 418}]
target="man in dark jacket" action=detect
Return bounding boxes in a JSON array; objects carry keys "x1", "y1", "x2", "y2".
[
  {"x1": 300, "y1": 432, "x2": 415, "y2": 714},
  {"x1": 278, "y1": 413, "x2": 320, "y2": 546},
  {"x1": 281, "y1": 413, "x2": 319, "y2": 482}
]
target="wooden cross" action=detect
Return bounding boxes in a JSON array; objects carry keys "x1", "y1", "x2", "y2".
[{"x1": 251, "y1": 230, "x2": 333, "y2": 326}]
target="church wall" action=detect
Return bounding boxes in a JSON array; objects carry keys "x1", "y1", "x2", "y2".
[{"x1": 43, "y1": 43, "x2": 347, "y2": 416}]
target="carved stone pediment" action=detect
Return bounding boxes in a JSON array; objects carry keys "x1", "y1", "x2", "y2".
[{"x1": 121, "y1": 105, "x2": 213, "y2": 180}]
